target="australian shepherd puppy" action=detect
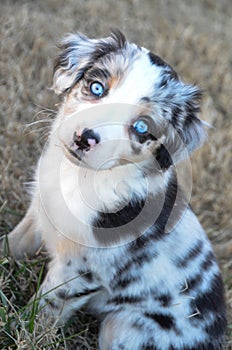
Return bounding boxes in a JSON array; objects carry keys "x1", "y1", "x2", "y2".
[{"x1": 1, "y1": 30, "x2": 226, "y2": 350}]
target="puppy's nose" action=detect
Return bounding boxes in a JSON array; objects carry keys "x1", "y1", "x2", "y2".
[{"x1": 73, "y1": 128, "x2": 100, "y2": 151}]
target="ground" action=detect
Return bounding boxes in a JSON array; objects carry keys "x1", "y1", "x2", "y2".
[{"x1": 0, "y1": 0, "x2": 231, "y2": 349}]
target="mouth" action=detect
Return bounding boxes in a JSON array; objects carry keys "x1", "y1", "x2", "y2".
[
  {"x1": 62, "y1": 142, "x2": 122, "y2": 170},
  {"x1": 63, "y1": 143, "x2": 84, "y2": 163}
]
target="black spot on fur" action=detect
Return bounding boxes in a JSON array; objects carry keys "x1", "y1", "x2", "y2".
[
  {"x1": 155, "y1": 293, "x2": 172, "y2": 307},
  {"x1": 205, "y1": 316, "x2": 226, "y2": 339},
  {"x1": 71, "y1": 287, "x2": 101, "y2": 299},
  {"x1": 110, "y1": 232, "x2": 155, "y2": 288},
  {"x1": 128, "y1": 234, "x2": 149, "y2": 253},
  {"x1": 123, "y1": 169, "x2": 183, "y2": 249},
  {"x1": 107, "y1": 294, "x2": 144, "y2": 305},
  {"x1": 118, "y1": 251, "x2": 153, "y2": 276},
  {"x1": 141, "y1": 345, "x2": 158, "y2": 350},
  {"x1": 153, "y1": 170, "x2": 179, "y2": 234},
  {"x1": 148, "y1": 52, "x2": 168, "y2": 68},
  {"x1": 67, "y1": 260, "x2": 72, "y2": 266},
  {"x1": 83, "y1": 272, "x2": 94, "y2": 282},
  {"x1": 128, "y1": 170, "x2": 179, "y2": 247},
  {"x1": 148, "y1": 52, "x2": 178, "y2": 80},
  {"x1": 77, "y1": 269, "x2": 94, "y2": 282},
  {"x1": 118, "y1": 345, "x2": 126, "y2": 350},
  {"x1": 90, "y1": 30, "x2": 126, "y2": 64},
  {"x1": 140, "y1": 96, "x2": 151, "y2": 103},
  {"x1": 158, "y1": 74, "x2": 178, "y2": 89},
  {"x1": 93, "y1": 199, "x2": 145, "y2": 229},
  {"x1": 155, "y1": 144, "x2": 173, "y2": 169},
  {"x1": 57, "y1": 288, "x2": 68, "y2": 299},
  {"x1": 144, "y1": 312, "x2": 176, "y2": 330},
  {"x1": 92, "y1": 199, "x2": 147, "y2": 244},
  {"x1": 200, "y1": 251, "x2": 215, "y2": 271},
  {"x1": 170, "y1": 342, "x2": 224, "y2": 350},
  {"x1": 56, "y1": 287, "x2": 100, "y2": 300},
  {"x1": 194, "y1": 273, "x2": 226, "y2": 317},
  {"x1": 85, "y1": 67, "x2": 111, "y2": 82},
  {"x1": 175, "y1": 240, "x2": 203, "y2": 268},
  {"x1": 181, "y1": 274, "x2": 203, "y2": 294},
  {"x1": 171, "y1": 106, "x2": 183, "y2": 128},
  {"x1": 110, "y1": 274, "x2": 140, "y2": 290},
  {"x1": 158, "y1": 76, "x2": 169, "y2": 89}
]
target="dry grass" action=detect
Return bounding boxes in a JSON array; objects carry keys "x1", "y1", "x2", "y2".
[{"x1": 0, "y1": 0, "x2": 231, "y2": 348}]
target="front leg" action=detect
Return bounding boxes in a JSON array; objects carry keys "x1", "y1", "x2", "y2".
[
  {"x1": 0, "y1": 201, "x2": 42, "y2": 259},
  {"x1": 32, "y1": 257, "x2": 101, "y2": 326}
]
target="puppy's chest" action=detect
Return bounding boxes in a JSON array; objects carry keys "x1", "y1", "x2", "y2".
[{"x1": 59, "y1": 161, "x2": 147, "y2": 219}]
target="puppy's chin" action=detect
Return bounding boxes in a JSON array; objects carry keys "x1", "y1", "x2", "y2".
[{"x1": 63, "y1": 146, "x2": 123, "y2": 170}]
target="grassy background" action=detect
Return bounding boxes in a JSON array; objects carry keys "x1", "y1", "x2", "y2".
[{"x1": 0, "y1": 0, "x2": 231, "y2": 348}]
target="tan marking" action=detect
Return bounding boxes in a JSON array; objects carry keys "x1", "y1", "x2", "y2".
[
  {"x1": 108, "y1": 75, "x2": 121, "y2": 89},
  {"x1": 56, "y1": 237, "x2": 80, "y2": 256},
  {"x1": 63, "y1": 90, "x2": 79, "y2": 115}
]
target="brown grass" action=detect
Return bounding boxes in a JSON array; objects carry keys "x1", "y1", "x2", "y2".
[{"x1": 0, "y1": 0, "x2": 231, "y2": 348}]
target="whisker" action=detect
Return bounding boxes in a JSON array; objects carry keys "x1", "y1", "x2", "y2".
[
  {"x1": 21, "y1": 105, "x2": 56, "y2": 138},
  {"x1": 33, "y1": 103, "x2": 57, "y2": 114},
  {"x1": 22, "y1": 119, "x2": 52, "y2": 131}
]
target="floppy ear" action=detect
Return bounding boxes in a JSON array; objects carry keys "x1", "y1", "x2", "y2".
[
  {"x1": 52, "y1": 33, "x2": 99, "y2": 94},
  {"x1": 52, "y1": 30, "x2": 126, "y2": 94},
  {"x1": 172, "y1": 83, "x2": 206, "y2": 155},
  {"x1": 155, "y1": 81, "x2": 207, "y2": 169}
]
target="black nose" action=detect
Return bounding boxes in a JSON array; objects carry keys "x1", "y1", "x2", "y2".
[{"x1": 73, "y1": 128, "x2": 100, "y2": 151}]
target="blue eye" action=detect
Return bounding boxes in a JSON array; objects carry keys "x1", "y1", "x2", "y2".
[
  {"x1": 133, "y1": 119, "x2": 149, "y2": 134},
  {"x1": 90, "y1": 82, "x2": 104, "y2": 97}
]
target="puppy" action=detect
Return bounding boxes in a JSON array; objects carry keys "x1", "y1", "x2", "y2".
[{"x1": 1, "y1": 30, "x2": 226, "y2": 350}]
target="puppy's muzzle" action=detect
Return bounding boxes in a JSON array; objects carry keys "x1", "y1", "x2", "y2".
[
  {"x1": 73, "y1": 128, "x2": 100, "y2": 151},
  {"x1": 67, "y1": 128, "x2": 100, "y2": 162},
  {"x1": 68, "y1": 128, "x2": 101, "y2": 161}
]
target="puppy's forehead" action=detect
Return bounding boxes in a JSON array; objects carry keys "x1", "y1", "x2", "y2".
[
  {"x1": 86, "y1": 41, "x2": 176, "y2": 105},
  {"x1": 106, "y1": 49, "x2": 164, "y2": 103}
]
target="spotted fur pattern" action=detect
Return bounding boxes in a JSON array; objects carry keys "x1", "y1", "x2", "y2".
[{"x1": 1, "y1": 30, "x2": 226, "y2": 349}]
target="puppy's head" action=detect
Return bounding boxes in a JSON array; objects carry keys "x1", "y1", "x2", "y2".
[{"x1": 52, "y1": 30, "x2": 206, "y2": 171}]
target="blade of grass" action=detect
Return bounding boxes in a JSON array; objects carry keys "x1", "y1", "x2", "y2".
[{"x1": 28, "y1": 262, "x2": 45, "y2": 334}]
